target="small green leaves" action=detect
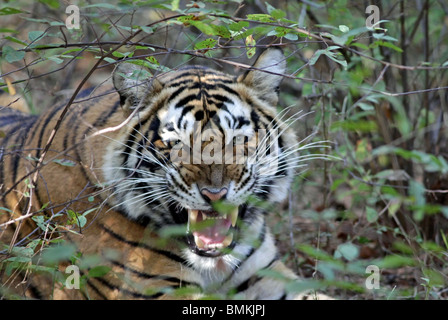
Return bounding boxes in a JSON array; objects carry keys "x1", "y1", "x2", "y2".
[
  {"x1": 178, "y1": 16, "x2": 231, "y2": 38},
  {"x1": 2, "y1": 45, "x2": 25, "y2": 63},
  {"x1": 194, "y1": 38, "x2": 217, "y2": 51},
  {"x1": 245, "y1": 35, "x2": 256, "y2": 59},
  {"x1": 0, "y1": 7, "x2": 26, "y2": 15},
  {"x1": 309, "y1": 46, "x2": 347, "y2": 69},
  {"x1": 171, "y1": 0, "x2": 180, "y2": 11},
  {"x1": 334, "y1": 243, "x2": 360, "y2": 261},
  {"x1": 339, "y1": 25, "x2": 349, "y2": 33},
  {"x1": 366, "y1": 206, "x2": 378, "y2": 223},
  {"x1": 52, "y1": 158, "x2": 76, "y2": 167},
  {"x1": 229, "y1": 21, "x2": 249, "y2": 32},
  {"x1": 88, "y1": 265, "x2": 111, "y2": 278},
  {"x1": 41, "y1": 244, "x2": 78, "y2": 265},
  {"x1": 265, "y1": 2, "x2": 286, "y2": 20}
]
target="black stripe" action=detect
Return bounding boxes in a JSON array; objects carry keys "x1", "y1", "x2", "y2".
[
  {"x1": 93, "y1": 276, "x2": 165, "y2": 299},
  {"x1": 86, "y1": 278, "x2": 109, "y2": 300},
  {"x1": 255, "y1": 106, "x2": 275, "y2": 126},
  {"x1": 122, "y1": 115, "x2": 158, "y2": 175},
  {"x1": 215, "y1": 84, "x2": 239, "y2": 97},
  {"x1": 108, "y1": 259, "x2": 199, "y2": 287},
  {"x1": 8, "y1": 120, "x2": 37, "y2": 201},
  {"x1": 177, "y1": 106, "x2": 194, "y2": 129},
  {"x1": 24, "y1": 281, "x2": 45, "y2": 300},
  {"x1": 63, "y1": 108, "x2": 80, "y2": 151},
  {"x1": 169, "y1": 173, "x2": 189, "y2": 195},
  {"x1": 238, "y1": 173, "x2": 252, "y2": 191},
  {"x1": 175, "y1": 94, "x2": 200, "y2": 109},
  {"x1": 0, "y1": 113, "x2": 29, "y2": 127},
  {"x1": 166, "y1": 86, "x2": 188, "y2": 105},
  {"x1": 250, "y1": 110, "x2": 261, "y2": 129},
  {"x1": 274, "y1": 137, "x2": 287, "y2": 178},
  {"x1": 92, "y1": 100, "x2": 121, "y2": 127},
  {"x1": 35, "y1": 104, "x2": 64, "y2": 159},
  {"x1": 221, "y1": 218, "x2": 266, "y2": 287},
  {"x1": 234, "y1": 256, "x2": 279, "y2": 295},
  {"x1": 234, "y1": 275, "x2": 259, "y2": 293},
  {"x1": 99, "y1": 224, "x2": 188, "y2": 265}
]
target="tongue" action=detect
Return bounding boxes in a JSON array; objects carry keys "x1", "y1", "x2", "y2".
[{"x1": 193, "y1": 218, "x2": 231, "y2": 245}]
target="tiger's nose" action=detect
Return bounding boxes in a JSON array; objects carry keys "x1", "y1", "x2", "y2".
[{"x1": 201, "y1": 187, "x2": 228, "y2": 203}]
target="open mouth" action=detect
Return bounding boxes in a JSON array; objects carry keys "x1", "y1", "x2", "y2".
[{"x1": 187, "y1": 207, "x2": 239, "y2": 255}]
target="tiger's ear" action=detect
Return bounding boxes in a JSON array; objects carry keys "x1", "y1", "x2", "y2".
[
  {"x1": 238, "y1": 47, "x2": 286, "y2": 106},
  {"x1": 112, "y1": 61, "x2": 163, "y2": 113}
]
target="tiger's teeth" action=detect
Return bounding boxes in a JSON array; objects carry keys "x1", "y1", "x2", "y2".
[
  {"x1": 189, "y1": 209, "x2": 198, "y2": 223},
  {"x1": 222, "y1": 233, "x2": 233, "y2": 247},
  {"x1": 230, "y1": 207, "x2": 238, "y2": 227},
  {"x1": 188, "y1": 209, "x2": 198, "y2": 232},
  {"x1": 194, "y1": 235, "x2": 205, "y2": 249}
]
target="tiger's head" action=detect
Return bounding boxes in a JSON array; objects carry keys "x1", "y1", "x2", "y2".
[{"x1": 106, "y1": 48, "x2": 298, "y2": 268}]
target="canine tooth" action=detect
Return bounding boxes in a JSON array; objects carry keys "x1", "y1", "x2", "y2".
[
  {"x1": 194, "y1": 235, "x2": 205, "y2": 249},
  {"x1": 230, "y1": 207, "x2": 238, "y2": 227},
  {"x1": 222, "y1": 233, "x2": 233, "y2": 248},
  {"x1": 189, "y1": 209, "x2": 198, "y2": 224}
]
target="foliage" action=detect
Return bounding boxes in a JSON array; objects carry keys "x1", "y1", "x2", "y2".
[{"x1": 1, "y1": 0, "x2": 447, "y2": 299}]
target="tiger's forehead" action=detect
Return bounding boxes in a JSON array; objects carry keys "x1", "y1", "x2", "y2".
[
  {"x1": 157, "y1": 66, "x2": 252, "y2": 138},
  {"x1": 160, "y1": 65, "x2": 235, "y2": 86}
]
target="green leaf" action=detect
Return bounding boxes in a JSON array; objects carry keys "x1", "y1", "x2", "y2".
[
  {"x1": 194, "y1": 38, "x2": 217, "y2": 50},
  {"x1": 309, "y1": 47, "x2": 347, "y2": 69},
  {"x1": 111, "y1": 51, "x2": 134, "y2": 58},
  {"x1": 88, "y1": 265, "x2": 111, "y2": 278},
  {"x1": 171, "y1": 0, "x2": 180, "y2": 11},
  {"x1": 49, "y1": 21, "x2": 66, "y2": 27},
  {"x1": 377, "y1": 255, "x2": 417, "y2": 268},
  {"x1": 339, "y1": 25, "x2": 349, "y2": 33},
  {"x1": 373, "y1": 40, "x2": 403, "y2": 53},
  {"x1": 0, "y1": 7, "x2": 25, "y2": 15},
  {"x1": 159, "y1": 224, "x2": 187, "y2": 239},
  {"x1": 28, "y1": 31, "x2": 46, "y2": 42},
  {"x1": 4, "y1": 36, "x2": 28, "y2": 46},
  {"x1": 140, "y1": 26, "x2": 154, "y2": 34},
  {"x1": 0, "y1": 206, "x2": 13, "y2": 213},
  {"x1": 52, "y1": 158, "x2": 76, "y2": 167},
  {"x1": 256, "y1": 268, "x2": 290, "y2": 281},
  {"x1": 229, "y1": 21, "x2": 249, "y2": 32},
  {"x1": 422, "y1": 268, "x2": 445, "y2": 287},
  {"x1": 246, "y1": 14, "x2": 273, "y2": 23},
  {"x1": 392, "y1": 241, "x2": 414, "y2": 255},
  {"x1": 366, "y1": 206, "x2": 378, "y2": 223},
  {"x1": 245, "y1": 35, "x2": 256, "y2": 59},
  {"x1": 84, "y1": 3, "x2": 118, "y2": 10},
  {"x1": 330, "y1": 120, "x2": 377, "y2": 132},
  {"x1": 286, "y1": 279, "x2": 327, "y2": 294},
  {"x1": 297, "y1": 244, "x2": 335, "y2": 261},
  {"x1": 38, "y1": 0, "x2": 60, "y2": 9},
  {"x1": 0, "y1": 28, "x2": 18, "y2": 33},
  {"x1": 41, "y1": 244, "x2": 77, "y2": 265},
  {"x1": 32, "y1": 215, "x2": 49, "y2": 231},
  {"x1": 284, "y1": 32, "x2": 298, "y2": 41},
  {"x1": 409, "y1": 180, "x2": 426, "y2": 221},
  {"x1": 265, "y1": 2, "x2": 286, "y2": 19},
  {"x1": 420, "y1": 241, "x2": 446, "y2": 254},
  {"x1": 334, "y1": 243, "x2": 359, "y2": 261},
  {"x1": 2, "y1": 46, "x2": 25, "y2": 63}
]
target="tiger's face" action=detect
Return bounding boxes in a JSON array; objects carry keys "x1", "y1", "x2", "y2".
[{"x1": 107, "y1": 49, "x2": 297, "y2": 265}]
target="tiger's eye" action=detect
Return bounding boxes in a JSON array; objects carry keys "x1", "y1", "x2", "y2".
[{"x1": 169, "y1": 139, "x2": 182, "y2": 148}]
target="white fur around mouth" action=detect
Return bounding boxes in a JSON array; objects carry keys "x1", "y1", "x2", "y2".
[{"x1": 187, "y1": 207, "x2": 238, "y2": 251}]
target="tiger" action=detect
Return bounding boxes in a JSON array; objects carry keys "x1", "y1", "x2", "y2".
[{"x1": 0, "y1": 48, "x2": 326, "y2": 300}]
